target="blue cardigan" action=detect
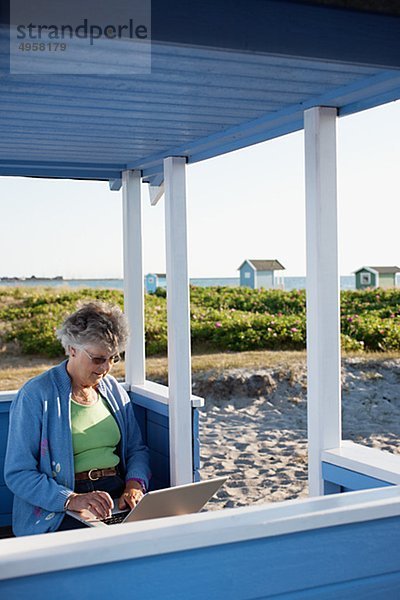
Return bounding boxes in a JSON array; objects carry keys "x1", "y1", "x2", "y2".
[{"x1": 4, "y1": 361, "x2": 151, "y2": 536}]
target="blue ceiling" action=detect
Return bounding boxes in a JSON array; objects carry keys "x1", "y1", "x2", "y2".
[{"x1": 0, "y1": 1, "x2": 399, "y2": 186}]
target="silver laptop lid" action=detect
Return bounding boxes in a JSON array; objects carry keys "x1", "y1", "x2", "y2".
[{"x1": 124, "y1": 476, "x2": 228, "y2": 523}]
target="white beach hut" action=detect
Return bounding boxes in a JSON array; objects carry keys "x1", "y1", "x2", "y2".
[{"x1": 1, "y1": 1, "x2": 400, "y2": 597}]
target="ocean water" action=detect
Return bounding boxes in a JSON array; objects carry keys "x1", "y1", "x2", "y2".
[{"x1": 0, "y1": 276, "x2": 356, "y2": 290}]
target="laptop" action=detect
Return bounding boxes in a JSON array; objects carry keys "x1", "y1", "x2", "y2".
[{"x1": 67, "y1": 477, "x2": 227, "y2": 528}]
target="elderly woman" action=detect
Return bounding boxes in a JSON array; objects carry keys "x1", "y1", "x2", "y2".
[{"x1": 5, "y1": 301, "x2": 151, "y2": 536}]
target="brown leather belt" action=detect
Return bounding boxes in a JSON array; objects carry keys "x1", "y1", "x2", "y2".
[{"x1": 75, "y1": 468, "x2": 118, "y2": 481}]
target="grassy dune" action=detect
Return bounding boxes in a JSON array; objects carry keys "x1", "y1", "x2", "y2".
[
  {"x1": 2, "y1": 349, "x2": 400, "y2": 392},
  {"x1": 0, "y1": 285, "x2": 399, "y2": 390}
]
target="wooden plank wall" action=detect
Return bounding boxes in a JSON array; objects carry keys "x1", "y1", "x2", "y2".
[
  {"x1": 146, "y1": 409, "x2": 171, "y2": 490},
  {"x1": 131, "y1": 391, "x2": 201, "y2": 490},
  {"x1": 192, "y1": 409, "x2": 201, "y2": 482},
  {"x1": 0, "y1": 401, "x2": 12, "y2": 527},
  {"x1": 130, "y1": 391, "x2": 171, "y2": 490}
]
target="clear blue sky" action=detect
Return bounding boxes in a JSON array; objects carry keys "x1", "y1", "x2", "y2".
[{"x1": 0, "y1": 100, "x2": 399, "y2": 279}]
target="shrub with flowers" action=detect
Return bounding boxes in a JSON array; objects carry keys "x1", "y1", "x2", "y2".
[
  {"x1": 0, "y1": 286, "x2": 399, "y2": 356},
  {"x1": 0, "y1": 288, "x2": 123, "y2": 356},
  {"x1": 340, "y1": 288, "x2": 400, "y2": 351}
]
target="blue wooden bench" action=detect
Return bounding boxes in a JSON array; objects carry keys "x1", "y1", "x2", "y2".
[
  {"x1": 0, "y1": 384, "x2": 201, "y2": 534},
  {"x1": 1, "y1": 485, "x2": 400, "y2": 599}
]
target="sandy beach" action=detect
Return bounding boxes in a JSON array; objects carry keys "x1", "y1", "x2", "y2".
[{"x1": 194, "y1": 358, "x2": 400, "y2": 510}]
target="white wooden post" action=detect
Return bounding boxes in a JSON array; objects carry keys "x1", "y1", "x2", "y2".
[
  {"x1": 164, "y1": 156, "x2": 193, "y2": 486},
  {"x1": 122, "y1": 169, "x2": 145, "y2": 387},
  {"x1": 304, "y1": 107, "x2": 341, "y2": 497}
]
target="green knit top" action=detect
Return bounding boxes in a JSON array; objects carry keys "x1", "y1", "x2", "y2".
[{"x1": 71, "y1": 394, "x2": 121, "y2": 474}]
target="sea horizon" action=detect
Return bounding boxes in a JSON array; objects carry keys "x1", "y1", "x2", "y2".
[{"x1": 0, "y1": 275, "x2": 358, "y2": 291}]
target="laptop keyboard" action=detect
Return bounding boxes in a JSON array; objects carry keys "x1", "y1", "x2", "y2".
[{"x1": 101, "y1": 510, "x2": 130, "y2": 525}]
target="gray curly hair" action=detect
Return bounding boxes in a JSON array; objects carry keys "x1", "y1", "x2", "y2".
[{"x1": 56, "y1": 300, "x2": 129, "y2": 355}]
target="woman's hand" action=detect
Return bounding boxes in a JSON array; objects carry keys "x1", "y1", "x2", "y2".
[
  {"x1": 66, "y1": 491, "x2": 114, "y2": 519},
  {"x1": 118, "y1": 480, "x2": 144, "y2": 510}
]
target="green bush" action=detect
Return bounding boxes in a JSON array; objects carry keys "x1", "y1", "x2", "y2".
[
  {"x1": 0, "y1": 288, "x2": 124, "y2": 357},
  {"x1": 189, "y1": 286, "x2": 306, "y2": 315},
  {"x1": 0, "y1": 286, "x2": 399, "y2": 357}
]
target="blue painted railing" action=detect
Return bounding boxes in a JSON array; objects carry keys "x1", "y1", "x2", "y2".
[
  {"x1": 323, "y1": 462, "x2": 393, "y2": 494},
  {"x1": 322, "y1": 442, "x2": 400, "y2": 496},
  {"x1": 1, "y1": 486, "x2": 400, "y2": 599}
]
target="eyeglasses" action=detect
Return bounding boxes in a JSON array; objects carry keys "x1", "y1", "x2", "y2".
[{"x1": 80, "y1": 347, "x2": 121, "y2": 365}]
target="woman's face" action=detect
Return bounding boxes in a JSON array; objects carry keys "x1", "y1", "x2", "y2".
[{"x1": 69, "y1": 343, "x2": 119, "y2": 387}]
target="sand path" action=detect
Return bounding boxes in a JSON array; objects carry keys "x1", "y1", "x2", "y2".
[{"x1": 195, "y1": 358, "x2": 400, "y2": 509}]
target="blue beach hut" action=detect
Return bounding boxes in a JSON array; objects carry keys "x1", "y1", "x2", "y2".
[
  {"x1": 1, "y1": 2, "x2": 400, "y2": 597},
  {"x1": 145, "y1": 273, "x2": 166, "y2": 294}
]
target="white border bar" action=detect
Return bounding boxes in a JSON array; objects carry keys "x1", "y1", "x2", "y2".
[
  {"x1": 131, "y1": 381, "x2": 204, "y2": 408},
  {"x1": 0, "y1": 391, "x2": 18, "y2": 402},
  {"x1": 304, "y1": 106, "x2": 341, "y2": 496}
]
